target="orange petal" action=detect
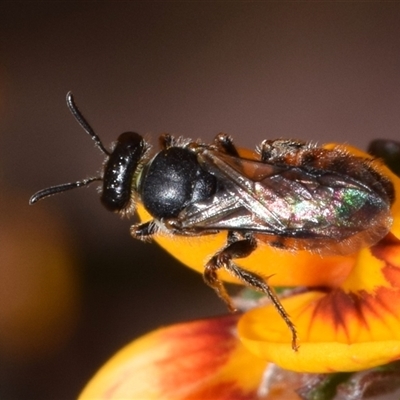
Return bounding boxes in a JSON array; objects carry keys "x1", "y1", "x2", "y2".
[
  {"x1": 79, "y1": 315, "x2": 268, "y2": 400},
  {"x1": 239, "y1": 235, "x2": 400, "y2": 373}
]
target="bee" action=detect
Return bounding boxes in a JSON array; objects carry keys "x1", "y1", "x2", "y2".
[{"x1": 30, "y1": 93, "x2": 395, "y2": 350}]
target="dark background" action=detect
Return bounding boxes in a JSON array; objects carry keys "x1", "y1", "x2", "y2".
[{"x1": 1, "y1": 3, "x2": 399, "y2": 399}]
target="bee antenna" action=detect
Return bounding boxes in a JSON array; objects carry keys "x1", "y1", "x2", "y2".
[
  {"x1": 29, "y1": 177, "x2": 102, "y2": 205},
  {"x1": 66, "y1": 92, "x2": 110, "y2": 156}
]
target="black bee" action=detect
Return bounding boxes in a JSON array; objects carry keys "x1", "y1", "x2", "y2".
[{"x1": 30, "y1": 93, "x2": 395, "y2": 350}]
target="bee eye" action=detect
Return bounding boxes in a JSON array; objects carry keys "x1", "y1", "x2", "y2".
[{"x1": 101, "y1": 132, "x2": 146, "y2": 212}]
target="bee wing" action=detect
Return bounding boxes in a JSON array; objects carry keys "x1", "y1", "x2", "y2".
[
  {"x1": 179, "y1": 149, "x2": 392, "y2": 247},
  {"x1": 178, "y1": 149, "x2": 300, "y2": 232}
]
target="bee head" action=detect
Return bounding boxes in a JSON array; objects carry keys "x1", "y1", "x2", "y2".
[{"x1": 29, "y1": 92, "x2": 149, "y2": 217}]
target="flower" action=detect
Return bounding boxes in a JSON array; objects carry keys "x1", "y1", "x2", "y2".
[
  {"x1": 134, "y1": 143, "x2": 400, "y2": 374},
  {"x1": 239, "y1": 234, "x2": 400, "y2": 373},
  {"x1": 80, "y1": 142, "x2": 400, "y2": 398},
  {"x1": 237, "y1": 145, "x2": 400, "y2": 373},
  {"x1": 79, "y1": 315, "x2": 272, "y2": 400}
]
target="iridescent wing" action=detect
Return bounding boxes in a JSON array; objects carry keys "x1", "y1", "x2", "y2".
[{"x1": 177, "y1": 149, "x2": 393, "y2": 253}]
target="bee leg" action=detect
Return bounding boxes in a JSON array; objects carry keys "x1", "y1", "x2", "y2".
[
  {"x1": 159, "y1": 133, "x2": 175, "y2": 150},
  {"x1": 130, "y1": 220, "x2": 159, "y2": 242},
  {"x1": 259, "y1": 140, "x2": 278, "y2": 162},
  {"x1": 213, "y1": 133, "x2": 240, "y2": 156},
  {"x1": 259, "y1": 139, "x2": 307, "y2": 162},
  {"x1": 204, "y1": 232, "x2": 299, "y2": 351}
]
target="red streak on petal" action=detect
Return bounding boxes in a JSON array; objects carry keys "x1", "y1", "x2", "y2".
[
  {"x1": 312, "y1": 290, "x2": 369, "y2": 340},
  {"x1": 305, "y1": 236, "x2": 400, "y2": 342},
  {"x1": 383, "y1": 264, "x2": 400, "y2": 288},
  {"x1": 372, "y1": 287, "x2": 400, "y2": 320},
  {"x1": 371, "y1": 234, "x2": 400, "y2": 266},
  {"x1": 157, "y1": 315, "x2": 239, "y2": 393},
  {"x1": 308, "y1": 287, "x2": 400, "y2": 343}
]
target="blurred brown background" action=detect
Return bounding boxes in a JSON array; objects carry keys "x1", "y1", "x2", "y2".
[{"x1": 1, "y1": 3, "x2": 399, "y2": 399}]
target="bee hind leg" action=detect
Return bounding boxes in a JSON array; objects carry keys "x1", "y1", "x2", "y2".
[
  {"x1": 204, "y1": 231, "x2": 299, "y2": 351},
  {"x1": 213, "y1": 133, "x2": 240, "y2": 156}
]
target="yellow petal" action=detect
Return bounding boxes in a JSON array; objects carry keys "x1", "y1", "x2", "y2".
[
  {"x1": 239, "y1": 236, "x2": 400, "y2": 373},
  {"x1": 79, "y1": 315, "x2": 268, "y2": 399}
]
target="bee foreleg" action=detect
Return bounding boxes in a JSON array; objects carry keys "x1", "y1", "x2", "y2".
[{"x1": 130, "y1": 220, "x2": 159, "y2": 242}]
